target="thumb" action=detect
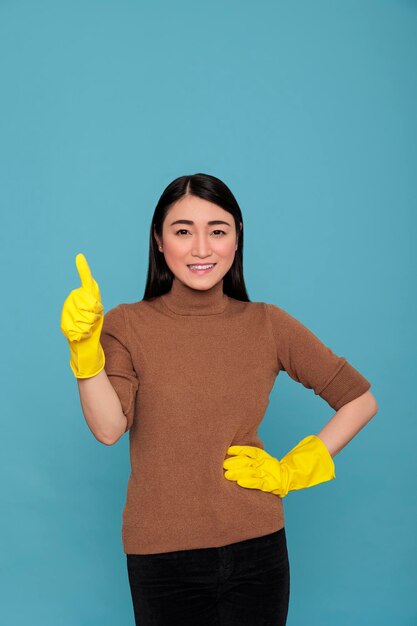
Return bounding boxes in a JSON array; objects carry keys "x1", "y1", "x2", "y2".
[{"x1": 75, "y1": 253, "x2": 101, "y2": 301}]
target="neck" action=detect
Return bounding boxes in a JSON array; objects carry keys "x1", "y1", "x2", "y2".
[{"x1": 161, "y1": 276, "x2": 228, "y2": 316}]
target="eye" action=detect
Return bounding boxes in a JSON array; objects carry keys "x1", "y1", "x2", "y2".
[{"x1": 174, "y1": 229, "x2": 227, "y2": 237}]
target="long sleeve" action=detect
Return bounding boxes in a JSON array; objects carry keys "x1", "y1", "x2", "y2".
[
  {"x1": 265, "y1": 303, "x2": 371, "y2": 411},
  {"x1": 100, "y1": 305, "x2": 139, "y2": 431}
]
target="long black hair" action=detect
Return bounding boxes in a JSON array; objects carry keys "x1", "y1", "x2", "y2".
[{"x1": 143, "y1": 173, "x2": 251, "y2": 302}]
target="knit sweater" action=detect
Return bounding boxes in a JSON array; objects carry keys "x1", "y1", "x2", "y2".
[{"x1": 100, "y1": 276, "x2": 371, "y2": 555}]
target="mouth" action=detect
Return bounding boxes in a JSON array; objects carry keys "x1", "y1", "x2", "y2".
[{"x1": 187, "y1": 263, "x2": 217, "y2": 274}]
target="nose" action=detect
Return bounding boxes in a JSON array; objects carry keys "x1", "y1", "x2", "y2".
[{"x1": 192, "y1": 234, "x2": 213, "y2": 258}]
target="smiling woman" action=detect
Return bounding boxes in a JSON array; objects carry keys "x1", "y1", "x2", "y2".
[
  {"x1": 152, "y1": 193, "x2": 241, "y2": 291},
  {"x1": 63, "y1": 172, "x2": 376, "y2": 626}
]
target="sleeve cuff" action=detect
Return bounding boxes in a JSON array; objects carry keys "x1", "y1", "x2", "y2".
[{"x1": 317, "y1": 360, "x2": 371, "y2": 411}]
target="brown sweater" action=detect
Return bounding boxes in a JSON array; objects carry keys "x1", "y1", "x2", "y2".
[{"x1": 100, "y1": 276, "x2": 371, "y2": 555}]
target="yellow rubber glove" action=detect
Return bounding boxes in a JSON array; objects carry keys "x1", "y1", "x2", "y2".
[
  {"x1": 223, "y1": 435, "x2": 335, "y2": 497},
  {"x1": 60, "y1": 253, "x2": 105, "y2": 378}
]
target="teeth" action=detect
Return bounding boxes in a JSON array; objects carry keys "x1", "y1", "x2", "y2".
[{"x1": 189, "y1": 264, "x2": 214, "y2": 269}]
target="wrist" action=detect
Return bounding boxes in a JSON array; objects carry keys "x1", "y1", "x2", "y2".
[{"x1": 69, "y1": 339, "x2": 105, "y2": 379}]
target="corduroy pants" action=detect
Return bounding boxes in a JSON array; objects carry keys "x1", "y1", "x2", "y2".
[{"x1": 126, "y1": 527, "x2": 290, "y2": 625}]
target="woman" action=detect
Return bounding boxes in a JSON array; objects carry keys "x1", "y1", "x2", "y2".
[{"x1": 60, "y1": 172, "x2": 378, "y2": 625}]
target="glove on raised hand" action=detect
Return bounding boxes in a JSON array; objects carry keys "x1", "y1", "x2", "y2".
[
  {"x1": 223, "y1": 435, "x2": 335, "y2": 497},
  {"x1": 60, "y1": 253, "x2": 105, "y2": 378}
]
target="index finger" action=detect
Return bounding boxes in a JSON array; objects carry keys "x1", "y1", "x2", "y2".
[{"x1": 227, "y1": 446, "x2": 265, "y2": 458}]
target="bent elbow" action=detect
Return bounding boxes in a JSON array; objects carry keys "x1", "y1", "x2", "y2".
[
  {"x1": 101, "y1": 437, "x2": 116, "y2": 446},
  {"x1": 368, "y1": 398, "x2": 379, "y2": 418},
  {"x1": 369, "y1": 392, "x2": 379, "y2": 416}
]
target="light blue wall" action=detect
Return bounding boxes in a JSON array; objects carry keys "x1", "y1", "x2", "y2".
[{"x1": 1, "y1": 1, "x2": 415, "y2": 624}]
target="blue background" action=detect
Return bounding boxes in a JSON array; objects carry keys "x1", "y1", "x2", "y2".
[{"x1": 1, "y1": 0, "x2": 415, "y2": 624}]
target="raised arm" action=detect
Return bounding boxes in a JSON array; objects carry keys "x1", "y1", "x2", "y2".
[{"x1": 60, "y1": 253, "x2": 136, "y2": 444}]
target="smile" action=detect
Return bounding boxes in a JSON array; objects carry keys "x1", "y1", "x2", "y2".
[{"x1": 187, "y1": 263, "x2": 216, "y2": 274}]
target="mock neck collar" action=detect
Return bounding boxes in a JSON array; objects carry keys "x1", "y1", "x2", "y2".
[{"x1": 161, "y1": 276, "x2": 228, "y2": 316}]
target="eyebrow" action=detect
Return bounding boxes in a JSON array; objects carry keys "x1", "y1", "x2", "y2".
[{"x1": 169, "y1": 219, "x2": 232, "y2": 227}]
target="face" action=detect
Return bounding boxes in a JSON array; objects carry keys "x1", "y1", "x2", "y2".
[{"x1": 155, "y1": 195, "x2": 242, "y2": 291}]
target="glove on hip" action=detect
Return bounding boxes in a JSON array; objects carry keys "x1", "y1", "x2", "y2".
[{"x1": 223, "y1": 435, "x2": 336, "y2": 497}]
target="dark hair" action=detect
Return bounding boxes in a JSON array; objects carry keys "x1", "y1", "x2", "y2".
[{"x1": 143, "y1": 173, "x2": 251, "y2": 302}]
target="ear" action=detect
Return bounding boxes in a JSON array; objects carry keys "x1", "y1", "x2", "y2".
[
  {"x1": 236, "y1": 222, "x2": 242, "y2": 249},
  {"x1": 153, "y1": 225, "x2": 161, "y2": 248}
]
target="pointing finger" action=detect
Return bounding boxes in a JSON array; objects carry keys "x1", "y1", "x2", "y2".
[{"x1": 227, "y1": 445, "x2": 265, "y2": 458}]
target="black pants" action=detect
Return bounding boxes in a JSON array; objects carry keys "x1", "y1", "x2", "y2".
[{"x1": 126, "y1": 527, "x2": 290, "y2": 625}]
